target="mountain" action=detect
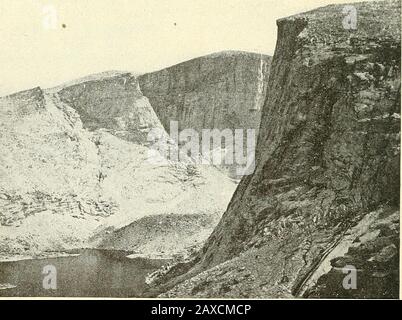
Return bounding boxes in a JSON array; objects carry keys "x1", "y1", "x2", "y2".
[
  {"x1": 0, "y1": 50, "x2": 276, "y2": 261},
  {"x1": 0, "y1": 73, "x2": 235, "y2": 260},
  {"x1": 155, "y1": 0, "x2": 401, "y2": 299},
  {"x1": 139, "y1": 51, "x2": 272, "y2": 177},
  {"x1": 139, "y1": 51, "x2": 271, "y2": 132}
]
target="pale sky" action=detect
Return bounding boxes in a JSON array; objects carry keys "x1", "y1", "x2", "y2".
[{"x1": 1, "y1": 0, "x2": 368, "y2": 96}]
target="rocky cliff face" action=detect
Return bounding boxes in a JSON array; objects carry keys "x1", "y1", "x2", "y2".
[
  {"x1": 57, "y1": 73, "x2": 163, "y2": 144},
  {"x1": 139, "y1": 51, "x2": 271, "y2": 133},
  {"x1": 158, "y1": 0, "x2": 400, "y2": 298},
  {"x1": 0, "y1": 74, "x2": 235, "y2": 260},
  {"x1": 139, "y1": 52, "x2": 271, "y2": 177}
]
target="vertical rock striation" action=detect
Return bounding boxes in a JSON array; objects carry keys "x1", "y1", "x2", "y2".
[
  {"x1": 139, "y1": 51, "x2": 271, "y2": 133},
  {"x1": 0, "y1": 74, "x2": 236, "y2": 259},
  {"x1": 160, "y1": 0, "x2": 400, "y2": 299}
]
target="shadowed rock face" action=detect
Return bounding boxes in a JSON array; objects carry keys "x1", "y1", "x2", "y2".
[
  {"x1": 0, "y1": 75, "x2": 236, "y2": 260},
  {"x1": 139, "y1": 51, "x2": 271, "y2": 133},
  {"x1": 159, "y1": 0, "x2": 400, "y2": 299},
  {"x1": 57, "y1": 74, "x2": 164, "y2": 144}
]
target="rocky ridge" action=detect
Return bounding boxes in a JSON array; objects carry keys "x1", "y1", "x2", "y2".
[
  {"x1": 0, "y1": 74, "x2": 235, "y2": 260},
  {"x1": 139, "y1": 51, "x2": 272, "y2": 177},
  {"x1": 154, "y1": 0, "x2": 400, "y2": 299}
]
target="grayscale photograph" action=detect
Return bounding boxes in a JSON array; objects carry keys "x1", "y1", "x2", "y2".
[{"x1": 0, "y1": 0, "x2": 400, "y2": 301}]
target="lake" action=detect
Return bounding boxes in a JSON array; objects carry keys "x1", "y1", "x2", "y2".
[{"x1": 0, "y1": 249, "x2": 168, "y2": 297}]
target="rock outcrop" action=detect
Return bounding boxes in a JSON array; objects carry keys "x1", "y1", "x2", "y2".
[
  {"x1": 0, "y1": 74, "x2": 235, "y2": 260},
  {"x1": 57, "y1": 73, "x2": 163, "y2": 144},
  {"x1": 139, "y1": 51, "x2": 272, "y2": 177},
  {"x1": 157, "y1": 0, "x2": 400, "y2": 299},
  {"x1": 139, "y1": 51, "x2": 271, "y2": 133},
  {"x1": 96, "y1": 212, "x2": 221, "y2": 260}
]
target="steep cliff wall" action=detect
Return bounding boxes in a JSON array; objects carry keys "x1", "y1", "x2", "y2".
[
  {"x1": 139, "y1": 51, "x2": 271, "y2": 177},
  {"x1": 57, "y1": 73, "x2": 163, "y2": 144},
  {"x1": 139, "y1": 51, "x2": 271, "y2": 133},
  {"x1": 159, "y1": 0, "x2": 400, "y2": 298},
  {"x1": 0, "y1": 74, "x2": 236, "y2": 259}
]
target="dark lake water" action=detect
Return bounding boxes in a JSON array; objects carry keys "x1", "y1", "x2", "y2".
[{"x1": 0, "y1": 249, "x2": 168, "y2": 297}]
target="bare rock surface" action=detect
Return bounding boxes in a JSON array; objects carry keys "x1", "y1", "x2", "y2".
[
  {"x1": 154, "y1": 0, "x2": 400, "y2": 299},
  {"x1": 95, "y1": 213, "x2": 220, "y2": 260},
  {"x1": 0, "y1": 74, "x2": 235, "y2": 260},
  {"x1": 139, "y1": 51, "x2": 271, "y2": 132},
  {"x1": 139, "y1": 51, "x2": 272, "y2": 177}
]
